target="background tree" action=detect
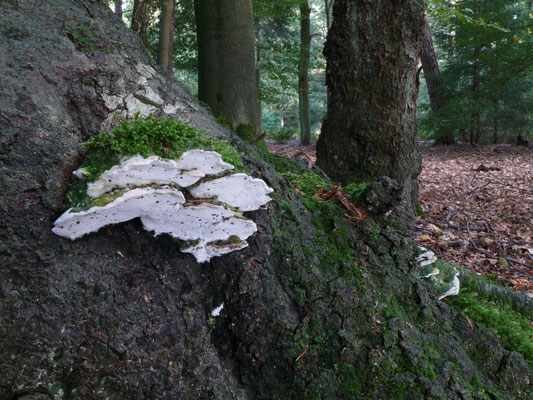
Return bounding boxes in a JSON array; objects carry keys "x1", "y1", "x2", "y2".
[
  {"x1": 298, "y1": 0, "x2": 311, "y2": 145},
  {"x1": 132, "y1": 0, "x2": 155, "y2": 47},
  {"x1": 194, "y1": 0, "x2": 261, "y2": 132},
  {"x1": 157, "y1": 0, "x2": 175, "y2": 71},
  {"x1": 316, "y1": 0, "x2": 425, "y2": 220},
  {"x1": 420, "y1": 11, "x2": 453, "y2": 144}
]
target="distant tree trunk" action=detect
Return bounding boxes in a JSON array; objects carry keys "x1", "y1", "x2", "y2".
[
  {"x1": 132, "y1": 0, "x2": 154, "y2": 47},
  {"x1": 194, "y1": 0, "x2": 261, "y2": 132},
  {"x1": 324, "y1": 0, "x2": 332, "y2": 29},
  {"x1": 420, "y1": 12, "x2": 454, "y2": 145},
  {"x1": 492, "y1": 100, "x2": 499, "y2": 144},
  {"x1": 316, "y1": 0, "x2": 425, "y2": 221},
  {"x1": 298, "y1": 1, "x2": 311, "y2": 146},
  {"x1": 255, "y1": 20, "x2": 263, "y2": 130},
  {"x1": 158, "y1": 0, "x2": 175, "y2": 72},
  {"x1": 471, "y1": 59, "x2": 481, "y2": 144},
  {"x1": 115, "y1": 0, "x2": 123, "y2": 19}
]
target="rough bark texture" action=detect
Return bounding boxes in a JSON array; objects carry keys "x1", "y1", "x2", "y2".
[
  {"x1": 114, "y1": 0, "x2": 122, "y2": 19},
  {"x1": 316, "y1": 0, "x2": 424, "y2": 222},
  {"x1": 194, "y1": 0, "x2": 261, "y2": 133},
  {"x1": 132, "y1": 0, "x2": 154, "y2": 47},
  {"x1": 157, "y1": 0, "x2": 174, "y2": 71},
  {"x1": 298, "y1": 1, "x2": 311, "y2": 146},
  {"x1": 0, "y1": 1, "x2": 532, "y2": 399},
  {"x1": 420, "y1": 12, "x2": 454, "y2": 146}
]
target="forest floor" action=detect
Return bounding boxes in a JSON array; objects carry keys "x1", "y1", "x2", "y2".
[{"x1": 267, "y1": 139, "x2": 533, "y2": 296}]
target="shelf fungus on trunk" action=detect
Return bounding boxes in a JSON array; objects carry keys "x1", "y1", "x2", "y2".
[
  {"x1": 415, "y1": 247, "x2": 461, "y2": 301},
  {"x1": 53, "y1": 149, "x2": 273, "y2": 262},
  {"x1": 189, "y1": 173, "x2": 274, "y2": 211},
  {"x1": 86, "y1": 149, "x2": 234, "y2": 198}
]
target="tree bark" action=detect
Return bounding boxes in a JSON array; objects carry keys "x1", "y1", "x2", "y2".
[
  {"x1": 114, "y1": 0, "x2": 123, "y2": 19},
  {"x1": 158, "y1": 0, "x2": 175, "y2": 72},
  {"x1": 132, "y1": 0, "x2": 154, "y2": 47},
  {"x1": 316, "y1": 0, "x2": 425, "y2": 221},
  {"x1": 420, "y1": 12, "x2": 454, "y2": 145},
  {"x1": 194, "y1": 0, "x2": 261, "y2": 133},
  {"x1": 298, "y1": 1, "x2": 311, "y2": 146}
]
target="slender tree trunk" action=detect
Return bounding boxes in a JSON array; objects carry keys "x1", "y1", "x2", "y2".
[
  {"x1": 298, "y1": 1, "x2": 311, "y2": 146},
  {"x1": 115, "y1": 0, "x2": 123, "y2": 19},
  {"x1": 194, "y1": 0, "x2": 261, "y2": 132},
  {"x1": 492, "y1": 100, "x2": 499, "y2": 144},
  {"x1": 472, "y1": 59, "x2": 480, "y2": 144},
  {"x1": 158, "y1": 0, "x2": 175, "y2": 72},
  {"x1": 316, "y1": 0, "x2": 425, "y2": 221},
  {"x1": 324, "y1": 0, "x2": 332, "y2": 29},
  {"x1": 132, "y1": 0, "x2": 154, "y2": 47},
  {"x1": 420, "y1": 12, "x2": 454, "y2": 145}
]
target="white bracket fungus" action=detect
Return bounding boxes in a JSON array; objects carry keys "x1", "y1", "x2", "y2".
[
  {"x1": 53, "y1": 149, "x2": 272, "y2": 262},
  {"x1": 416, "y1": 246, "x2": 460, "y2": 301},
  {"x1": 189, "y1": 173, "x2": 274, "y2": 211},
  {"x1": 87, "y1": 150, "x2": 234, "y2": 198},
  {"x1": 52, "y1": 187, "x2": 186, "y2": 240}
]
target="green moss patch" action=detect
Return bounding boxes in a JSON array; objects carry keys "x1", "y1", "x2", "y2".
[
  {"x1": 67, "y1": 115, "x2": 244, "y2": 209},
  {"x1": 447, "y1": 274, "x2": 533, "y2": 366}
]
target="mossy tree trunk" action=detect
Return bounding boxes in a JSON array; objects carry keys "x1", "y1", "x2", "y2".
[
  {"x1": 194, "y1": 0, "x2": 261, "y2": 133},
  {"x1": 316, "y1": 0, "x2": 425, "y2": 220},
  {"x1": 298, "y1": 1, "x2": 311, "y2": 146}
]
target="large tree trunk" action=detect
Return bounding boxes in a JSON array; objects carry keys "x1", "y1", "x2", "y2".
[
  {"x1": 316, "y1": 0, "x2": 424, "y2": 221},
  {"x1": 158, "y1": 0, "x2": 175, "y2": 71},
  {"x1": 420, "y1": 12, "x2": 454, "y2": 145},
  {"x1": 0, "y1": 1, "x2": 531, "y2": 399},
  {"x1": 132, "y1": 0, "x2": 154, "y2": 47},
  {"x1": 194, "y1": 0, "x2": 261, "y2": 133},
  {"x1": 298, "y1": 1, "x2": 311, "y2": 146}
]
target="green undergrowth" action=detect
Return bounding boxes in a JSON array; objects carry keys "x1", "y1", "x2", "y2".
[
  {"x1": 443, "y1": 263, "x2": 533, "y2": 366},
  {"x1": 215, "y1": 117, "x2": 268, "y2": 152},
  {"x1": 264, "y1": 153, "x2": 368, "y2": 203},
  {"x1": 67, "y1": 115, "x2": 244, "y2": 209}
]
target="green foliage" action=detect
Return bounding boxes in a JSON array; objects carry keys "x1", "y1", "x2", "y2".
[
  {"x1": 267, "y1": 127, "x2": 297, "y2": 142},
  {"x1": 421, "y1": 0, "x2": 533, "y2": 143},
  {"x1": 67, "y1": 115, "x2": 243, "y2": 209}
]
